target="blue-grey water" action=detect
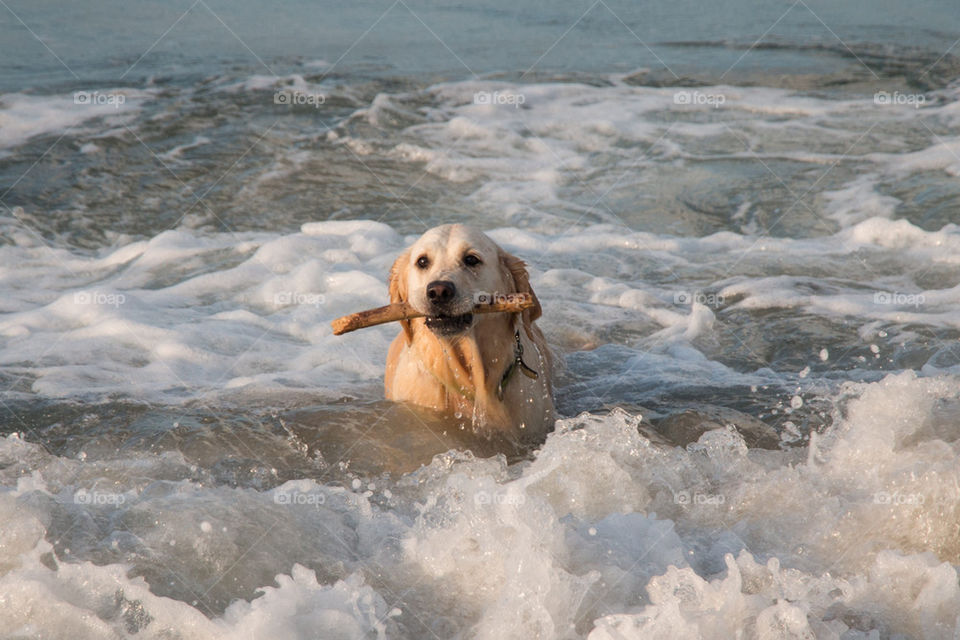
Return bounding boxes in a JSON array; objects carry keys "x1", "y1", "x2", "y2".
[{"x1": 2, "y1": 2, "x2": 960, "y2": 638}]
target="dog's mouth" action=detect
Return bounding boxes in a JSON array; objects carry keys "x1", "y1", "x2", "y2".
[{"x1": 424, "y1": 312, "x2": 474, "y2": 336}]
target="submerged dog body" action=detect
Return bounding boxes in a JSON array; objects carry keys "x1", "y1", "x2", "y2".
[{"x1": 384, "y1": 224, "x2": 555, "y2": 439}]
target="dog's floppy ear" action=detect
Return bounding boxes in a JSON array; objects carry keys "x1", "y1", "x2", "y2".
[
  {"x1": 388, "y1": 250, "x2": 414, "y2": 345},
  {"x1": 499, "y1": 249, "x2": 542, "y2": 327}
]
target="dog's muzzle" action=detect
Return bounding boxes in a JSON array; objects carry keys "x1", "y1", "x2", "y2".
[{"x1": 424, "y1": 312, "x2": 474, "y2": 336}]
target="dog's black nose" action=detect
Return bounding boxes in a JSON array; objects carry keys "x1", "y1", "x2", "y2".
[{"x1": 426, "y1": 280, "x2": 456, "y2": 305}]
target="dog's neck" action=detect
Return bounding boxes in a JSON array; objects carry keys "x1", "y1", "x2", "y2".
[{"x1": 412, "y1": 315, "x2": 520, "y2": 416}]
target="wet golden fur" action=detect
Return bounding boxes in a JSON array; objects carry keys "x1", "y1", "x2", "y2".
[{"x1": 384, "y1": 224, "x2": 555, "y2": 439}]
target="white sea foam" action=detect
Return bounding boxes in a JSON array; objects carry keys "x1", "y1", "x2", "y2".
[
  {"x1": 338, "y1": 80, "x2": 960, "y2": 238},
  {"x1": 158, "y1": 135, "x2": 212, "y2": 163},
  {"x1": 4, "y1": 74, "x2": 960, "y2": 638},
  {"x1": 1, "y1": 371, "x2": 959, "y2": 637},
  {"x1": 3, "y1": 214, "x2": 960, "y2": 403},
  {"x1": 0, "y1": 89, "x2": 153, "y2": 151}
]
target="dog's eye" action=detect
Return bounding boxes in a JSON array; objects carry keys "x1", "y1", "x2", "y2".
[
  {"x1": 416, "y1": 255, "x2": 430, "y2": 269},
  {"x1": 463, "y1": 254, "x2": 482, "y2": 267}
]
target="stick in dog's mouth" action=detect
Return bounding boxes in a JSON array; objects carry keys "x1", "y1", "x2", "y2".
[{"x1": 331, "y1": 294, "x2": 532, "y2": 336}]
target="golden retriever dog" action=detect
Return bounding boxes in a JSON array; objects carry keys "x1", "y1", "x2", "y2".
[{"x1": 384, "y1": 224, "x2": 555, "y2": 440}]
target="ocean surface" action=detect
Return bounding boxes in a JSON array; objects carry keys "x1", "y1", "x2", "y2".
[{"x1": 2, "y1": 1, "x2": 960, "y2": 638}]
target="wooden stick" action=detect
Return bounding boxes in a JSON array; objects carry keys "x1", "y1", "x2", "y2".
[{"x1": 331, "y1": 293, "x2": 533, "y2": 335}]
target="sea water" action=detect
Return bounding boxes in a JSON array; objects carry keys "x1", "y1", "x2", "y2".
[{"x1": 2, "y1": 1, "x2": 960, "y2": 638}]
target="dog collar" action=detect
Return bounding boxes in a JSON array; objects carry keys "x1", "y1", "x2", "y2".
[{"x1": 497, "y1": 330, "x2": 539, "y2": 401}]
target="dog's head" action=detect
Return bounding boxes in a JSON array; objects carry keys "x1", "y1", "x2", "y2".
[{"x1": 388, "y1": 224, "x2": 541, "y2": 342}]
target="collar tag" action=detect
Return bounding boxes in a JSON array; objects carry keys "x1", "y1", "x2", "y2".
[{"x1": 497, "y1": 330, "x2": 539, "y2": 400}]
